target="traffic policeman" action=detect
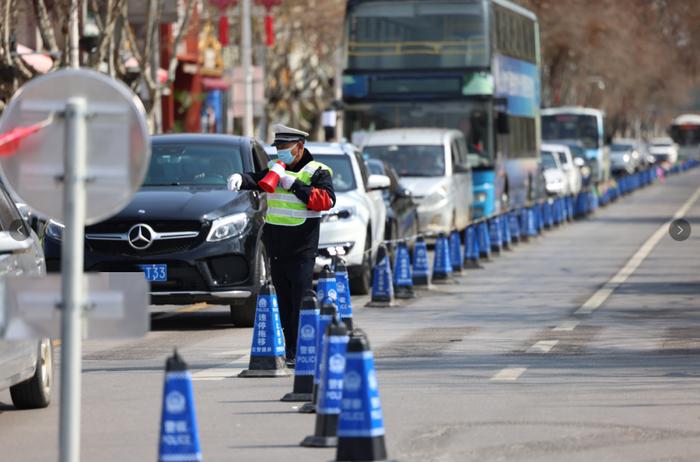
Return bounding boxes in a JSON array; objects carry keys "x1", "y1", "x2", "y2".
[{"x1": 227, "y1": 124, "x2": 335, "y2": 366}]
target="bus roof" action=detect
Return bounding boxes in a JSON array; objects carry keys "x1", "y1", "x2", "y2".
[
  {"x1": 541, "y1": 106, "x2": 605, "y2": 117},
  {"x1": 671, "y1": 114, "x2": 700, "y2": 125}
]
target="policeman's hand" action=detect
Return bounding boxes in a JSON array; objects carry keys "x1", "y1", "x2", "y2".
[
  {"x1": 227, "y1": 173, "x2": 243, "y2": 191},
  {"x1": 279, "y1": 172, "x2": 296, "y2": 190}
]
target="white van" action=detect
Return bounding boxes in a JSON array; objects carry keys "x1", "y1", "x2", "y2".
[{"x1": 363, "y1": 128, "x2": 473, "y2": 235}]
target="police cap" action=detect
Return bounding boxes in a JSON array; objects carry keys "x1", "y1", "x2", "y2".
[{"x1": 272, "y1": 124, "x2": 309, "y2": 146}]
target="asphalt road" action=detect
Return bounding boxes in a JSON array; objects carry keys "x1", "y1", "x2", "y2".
[{"x1": 1, "y1": 168, "x2": 699, "y2": 462}]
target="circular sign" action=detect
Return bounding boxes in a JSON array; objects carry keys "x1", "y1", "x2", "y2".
[
  {"x1": 165, "y1": 390, "x2": 186, "y2": 414},
  {"x1": 0, "y1": 68, "x2": 150, "y2": 225},
  {"x1": 258, "y1": 298, "x2": 268, "y2": 309},
  {"x1": 344, "y1": 370, "x2": 362, "y2": 392},
  {"x1": 329, "y1": 353, "x2": 346, "y2": 374},
  {"x1": 300, "y1": 324, "x2": 315, "y2": 340}
]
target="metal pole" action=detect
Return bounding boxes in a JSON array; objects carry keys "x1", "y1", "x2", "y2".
[
  {"x1": 69, "y1": 0, "x2": 80, "y2": 68},
  {"x1": 59, "y1": 97, "x2": 88, "y2": 462},
  {"x1": 241, "y1": 0, "x2": 254, "y2": 138},
  {"x1": 151, "y1": 0, "x2": 162, "y2": 134}
]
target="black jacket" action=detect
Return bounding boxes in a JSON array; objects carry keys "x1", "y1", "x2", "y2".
[{"x1": 240, "y1": 149, "x2": 335, "y2": 259}]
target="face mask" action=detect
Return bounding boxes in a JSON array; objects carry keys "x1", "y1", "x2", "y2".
[{"x1": 277, "y1": 147, "x2": 295, "y2": 165}]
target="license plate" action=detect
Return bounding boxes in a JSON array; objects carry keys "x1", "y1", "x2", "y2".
[{"x1": 139, "y1": 264, "x2": 167, "y2": 282}]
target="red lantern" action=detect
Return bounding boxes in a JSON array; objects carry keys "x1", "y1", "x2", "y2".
[
  {"x1": 209, "y1": 0, "x2": 238, "y2": 45},
  {"x1": 255, "y1": 0, "x2": 282, "y2": 47}
]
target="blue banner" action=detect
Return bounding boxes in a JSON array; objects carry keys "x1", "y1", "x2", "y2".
[
  {"x1": 317, "y1": 334, "x2": 350, "y2": 415},
  {"x1": 338, "y1": 351, "x2": 386, "y2": 438},
  {"x1": 317, "y1": 274, "x2": 338, "y2": 305},
  {"x1": 250, "y1": 294, "x2": 286, "y2": 357},
  {"x1": 295, "y1": 308, "x2": 319, "y2": 376},
  {"x1": 493, "y1": 54, "x2": 540, "y2": 118},
  {"x1": 158, "y1": 371, "x2": 202, "y2": 462}
]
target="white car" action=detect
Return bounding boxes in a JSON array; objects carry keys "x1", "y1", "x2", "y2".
[
  {"x1": 540, "y1": 148, "x2": 568, "y2": 196},
  {"x1": 542, "y1": 143, "x2": 582, "y2": 195},
  {"x1": 362, "y1": 128, "x2": 473, "y2": 235},
  {"x1": 305, "y1": 143, "x2": 389, "y2": 295},
  {"x1": 649, "y1": 137, "x2": 679, "y2": 167}
]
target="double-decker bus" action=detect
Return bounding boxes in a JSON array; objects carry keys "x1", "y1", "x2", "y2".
[
  {"x1": 670, "y1": 114, "x2": 700, "y2": 161},
  {"x1": 342, "y1": 0, "x2": 542, "y2": 218},
  {"x1": 541, "y1": 107, "x2": 610, "y2": 188}
]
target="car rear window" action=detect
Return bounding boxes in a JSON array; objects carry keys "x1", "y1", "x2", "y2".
[
  {"x1": 144, "y1": 143, "x2": 244, "y2": 186},
  {"x1": 313, "y1": 154, "x2": 357, "y2": 193}
]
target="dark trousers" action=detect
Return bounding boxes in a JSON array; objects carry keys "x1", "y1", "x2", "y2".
[{"x1": 269, "y1": 255, "x2": 315, "y2": 359}]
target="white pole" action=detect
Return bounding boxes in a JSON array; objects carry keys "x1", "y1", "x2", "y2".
[
  {"x1": 59, "y1": 97, "x2": 88, "y2": 462},
  {"x1": 241, "y1": 0, "x2": 254, "y2": 138},
  {"x1": 69, "y1": 0, "x2": 80, "y2": 68}
]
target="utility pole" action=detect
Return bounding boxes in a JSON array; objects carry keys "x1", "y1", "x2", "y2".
[{"x1": 241, "y1": 0, "x2": 254, "y2": 138}]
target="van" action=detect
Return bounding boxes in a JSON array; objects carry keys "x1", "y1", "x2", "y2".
[{"x1": 363, "y1": 128, "x2": 473, "y2": 234}]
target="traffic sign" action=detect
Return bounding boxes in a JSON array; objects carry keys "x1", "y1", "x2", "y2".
[{"x1": 0, "y1": 68, "x2": 150, "y2": 225}]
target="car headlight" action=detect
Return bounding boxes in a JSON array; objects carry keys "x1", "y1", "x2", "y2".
[
  {"x1": 623, "y1": 154, "x2": 630, "y2": 162},
  {"x1": 475, "y1": 192, "x2": 488, "y2": 203},
  {"x1": 581, "y1": 166, "x2": 591, "y2": 177},
  {"x1": 322, "y1": 207, "x2": 356, "y2": 223},
  {"x1": 46, "y1": 219, "x2": 64, "y2": 241},
  {"x1": 206, "y1": 213, "x2": 248, "y2": 242}
]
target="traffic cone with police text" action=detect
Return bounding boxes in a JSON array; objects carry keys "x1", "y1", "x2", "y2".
[
  {"x1": 238, "y1": 282, "x2": 290, "y2": 377},
  {"x1": 412, "y1": 237, "x2": 431, "y2": 287},
  {"x1": 432, "y1": 233, "x2": 453, "y2": 281},
  {"x1": 299, "y1": 301, "x2": 337, "y2": 414},
  {"x1": 334, "y1": 258, "x2": 354, "y2": 330},
  {"x1": 393, "y1": 241, "x2": 415, "y2": 299},
  {"x1": 282, "y1": 290, "x2": 320, "y2": 402},
  {"x1": 463, "y1": 225, "x2": 481, "y2": 269},
  {"x1": 366, "y1": 245, "x2": 395, "y2": 307},
  {"x1": 449, "y1": 231, "x2": 463, "y2": 273},
  {"x1": 158, "y1": 350, "x2": 202, "y2": 462}
]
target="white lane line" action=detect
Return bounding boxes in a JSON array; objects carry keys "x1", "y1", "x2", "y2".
[
  {"x1": 575, "y1": 185, "x2": 700, "y2": 316},
  {"x1": 526, "y1": 340, "x2": 559, "y2": 354},
  {"x1": 491, "y1": 367, "x2": 527, "y2": 381},
  {"x1": 553, "y1": 321, "x2": 579, "y2": 332}
]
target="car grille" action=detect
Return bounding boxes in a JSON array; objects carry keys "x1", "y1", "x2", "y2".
[
  {"x1": 86, "y1": 220, "x2": 206, "y2": 256},
  {"x1": 87, "y1": 238, "x2": 200, "y2": 256},
  {"x1": 87, "y1": 220, "x2": 204, "y2": 234}
]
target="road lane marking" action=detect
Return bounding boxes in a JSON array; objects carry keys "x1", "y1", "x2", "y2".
[
  {"x1": 151, "y1": 303, "x2": 209, "y2": 321},
  {"x1": 553, "y1": 321, "x2": 579, "y2": 331},
  {"x1": 575, "y1": 184, "x2": 700, "y2": 316},
  {"x1": 491, "y1": 367, "x2": 527, "y2": 381},
  {"x1": 526, "y1": 340, "x2": 558, "y2": 353}
]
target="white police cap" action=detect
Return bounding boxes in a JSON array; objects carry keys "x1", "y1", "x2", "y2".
[{"x1": 273, "y1": 124, "x2": 309, "y2": 145}]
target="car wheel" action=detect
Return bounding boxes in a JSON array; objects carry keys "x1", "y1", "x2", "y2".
[
  {"x1": 350, "y1": 227, "x2": 372, "y2": 295},
  {"x1": 10, "y1": 338, "x2": 53, "y2": 409},
  {"x1": 230, "y1": 243, "x2": 269, "y2": 327}
]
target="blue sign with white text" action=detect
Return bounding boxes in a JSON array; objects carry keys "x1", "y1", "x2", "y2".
[
  {"x1": 158, "y1": 371, "x2": 202, "y2": 462},
  {"x1": 317, "y1": 334, "x2": 350, "y2": 415},
  {"x1": 493, "y1": 54, "x2": 540, "y2": 117},
  {"x1": 337, "y1": 350, "x2": 386, "y2": 438},
  {"x1": 250, "y1": 294, "x2": 285, "y2": 357},
  {"x1": 295, "y1": 308, "x2": 319, "y2": 376}
]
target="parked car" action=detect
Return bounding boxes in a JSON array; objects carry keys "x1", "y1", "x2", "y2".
[
  {"x1": 545, "y1": 139, "x2": 595, "y2": 187},
  {"x1": 44, "y1": 134, "x2": 271, "y2": 327},
  {"x1": 298, "y1": 143, "x2": 389, "y2": 295},
  {"x1": 610, "y1": 139, "x2": 643, "y2": 175},
  {"x1": 541, "y1": 143, "x2": 582, "y2": 195},
  {"x1": 649, "y1": 137, "x2": 679, "y2": 168},
  {"x1": 0, "y1": 185, "x2": 52, "y2": 409},
  {"x1": 366, "y1": 159, "x2": 420, "y2": 247},
  {"x1": 362, "y1": 128, "x2": 473, "y2": 235},
  {"x1": 540, "y1": 148, "x2": 569, "y2": 196}
]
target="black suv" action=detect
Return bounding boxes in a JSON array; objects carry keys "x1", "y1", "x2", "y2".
[{"x1": 44, "y1": 134, "x2": 270, "y2": 326}]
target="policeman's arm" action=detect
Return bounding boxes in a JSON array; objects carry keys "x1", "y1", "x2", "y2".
[
  {"x1": 289, "y1": 168, "x2": 336, "y2": 211},
  {"x1": 238, "y1": 170, "x2": 268, "y2": 191}
]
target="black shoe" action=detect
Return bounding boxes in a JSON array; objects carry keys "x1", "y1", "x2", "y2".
[{"x1": 285, "y1": 358, "x2": 296, "y2": 369}]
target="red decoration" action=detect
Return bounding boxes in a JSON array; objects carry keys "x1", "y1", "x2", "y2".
[
  {"x1": 219, "y1": 15, "x2": 229, "y2": 44},
  {"x1": 0, "y1": 118, "x2": 52, "y2": 156},
  {"x1": 265, "y1": 15, "x2": 275, "y2": 47}
]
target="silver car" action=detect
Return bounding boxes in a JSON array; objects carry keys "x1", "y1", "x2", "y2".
[{"x1": 0, "y1": 185, "x2": 52, "y2": 409}]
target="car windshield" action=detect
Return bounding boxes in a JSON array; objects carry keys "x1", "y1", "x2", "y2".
[
  {"x1": 611, "y1": 144, "x2": 633, "y2": 152},
  {"x1": 541, "y1": 151, "x2": 558, "y2": 169},
  {"x1": 144, "y1": 143, "x2": 244, "y2": 186},
  {"x1": 313, "y1": 154, "x2": 357, "y2": 192},
  {"x1": 363, "y1": 145, "x2": 445, "y2": 177}
]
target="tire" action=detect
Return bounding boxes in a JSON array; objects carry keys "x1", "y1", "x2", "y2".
[
  {"x1": 230, "y1": 243, "x2": 269, "y2": 327},
  {"x1": 350, "y1": 227, "x2": 372, "y2": 295},
  {"x1": 10, "y1": 338, "x2": 53, "y2": 409}
]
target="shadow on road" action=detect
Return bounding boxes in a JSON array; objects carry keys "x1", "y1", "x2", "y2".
[{"x1": 150, "y1": 310, "x2": 237, "y2": 332}]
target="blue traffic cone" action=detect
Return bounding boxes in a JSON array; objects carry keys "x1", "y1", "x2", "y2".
[
  {"x1": 501, "y1": 214, "x2": 512, "y2": 249},
  {"x1": 554, "y1": 198, "x2": 563, "y2": 225},
  {"x1": 520, "y1": 208, "x2": 530, "y2": 241},
  {"x1": 590, "y1": 190, "x2": 599, "y2": 211},
  {"x1": 509, "y1": 212, "x2": 521, "y2": 244},
  {"x1": 393, "y1": 241, "x2": 415, "y2": 299},
  {"x1": 489, "y1": 217, "x2": 502, "y2": 254},
  {"x1": 335, "y1": 331, "x2": 390, "y2": 462},
  {"x1": 239, "y1": 282, "x2": 289, "y2": 377},
  {"x1": 282, "y1": 290, "x2": 320, "y2": 402},
  {"x1": 299, "y1": 301, "x2": 337, "y2": 414},
  {"x1": 449, "y1": 231, "x2": 463, "y2": 272},
  {"x1": 158, "y1": 350, "x2": 202, "y2": 462},
  {"x1": 567, "y1": 196, "x2": 574, "y2": 221},
  {"x1": 432, "y1": 233, "x2": 453, "y2": 281},
  {"x1": 536, "y1": 203, "x2": 545, "y2": 233},
  {"x1": 412, "y1": 236, "x2": 431, "y2": 287},
  {"x1": 301, "y1": 317, "x2": 350, "y2": 447},
  {"x1": 366, "y1": 245, "x2": 395, "y2": 307},
  {"x1": 317, "y1": 265, "x2": 338, "y2": 306},
  {"x1": 463, "y1": 225, "x2": 481, "y2": 268},
  {"x1": 334, "y1": 258, "x2": 354, "y2": 330},
  {"x1": 478, "y1": 221, "x2": 492, "y2": 259},
  {"x1": 542, "y1": 201, "x2": 552, "y2": 229}
]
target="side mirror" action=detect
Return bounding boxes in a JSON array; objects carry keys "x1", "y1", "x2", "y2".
[
  {"x1": 366, "y1": 174, "x2": 391, "y2": 191},
  {"x1": 496, "y1": 112, "x2": 509, "y2": 134},
  {"x1": 15, "y1": 203, "x2": 31, "y2": 223},
  {"x1": 574, "y1": 157, "x2": 585, "y2": 167}
]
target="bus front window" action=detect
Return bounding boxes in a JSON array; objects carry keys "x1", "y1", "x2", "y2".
[
  {"x1": 542, "y1": 114, "x2": 600, "y2": 149},
  {"x1": 347, "y1": 1, "x2": 487, "y2": 70}
]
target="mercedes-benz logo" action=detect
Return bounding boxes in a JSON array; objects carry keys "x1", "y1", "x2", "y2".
[{"x1": 128, "y1": 224, "x2": 155, "y2": 250}]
